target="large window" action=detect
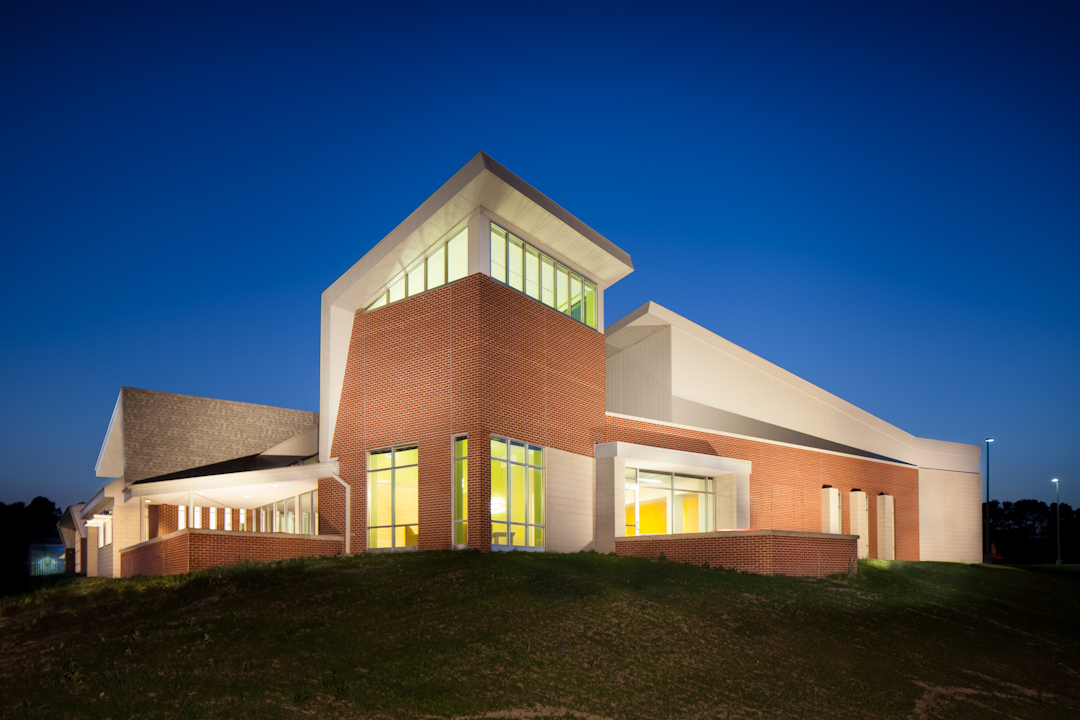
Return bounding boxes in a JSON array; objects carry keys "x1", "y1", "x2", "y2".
[
  {"x1": 452, "y1": 435, "x2": 468, "y2": 547},
  {"x1": 490, "y1": 223, "x2": 598, "y2": 329},
  {"x1": 366, "y1": 226, "x2": 468, "y2": 311},
  {"x1": 624, "y1": 468, "x2": 714, "y2": 536},
  {"x1": 490, "y1": 437, "x2": 544, "y2": 549},
  {"x1": 368, "y1": 444, "x2": 419, "y2": 549}
]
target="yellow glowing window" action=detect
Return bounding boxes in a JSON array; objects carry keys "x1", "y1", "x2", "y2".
[
  {"x1": 368, "y1": 443, "x2": 419, "y2": 550},
  {"x1": 453, "y1": 435, "x2": 468, "y2": 547},
  {"x1": 490, "y1": 435, "x2": 544, "y2": 550},
  {"x1": 365, "y1": 226, "x2": 469, "y2": 312},
  {"x1": 488, "y1": 222, "x2": 599, "y2": 329},
  {"x1": 623, "y1": 468, "x2": 714, "y2": 537}
]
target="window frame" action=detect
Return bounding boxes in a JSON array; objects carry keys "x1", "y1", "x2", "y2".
[
  {"x1": 624, "y1": 468, "x2": 715, "y2": 537},
  {"x1": 488, "y1": 222, "x2": 599, "y2": 330},
  {"x1": 364, "y1": 225, "x2": 469, "y2": 312},
  {"x1": 367, "y1": 442, "x2": 421, "y2": 552},
  {"x1": 490, "y1": 435, "x2": 546, "y2": 552},
  {"x1": 451, "y1": 434, "x2": 468, "y2": 549}
]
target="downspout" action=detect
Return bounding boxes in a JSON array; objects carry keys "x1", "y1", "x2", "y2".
[{"x1": 329, "y1": 471, "x2": 352, "y2": 555}]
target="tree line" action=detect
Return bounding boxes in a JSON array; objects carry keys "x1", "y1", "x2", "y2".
[{"x1": 986, "y1": 499, "x2": 1076, "y2": 564}]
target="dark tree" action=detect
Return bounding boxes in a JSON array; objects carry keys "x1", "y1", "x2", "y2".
[{"x1": 985, "y1": 499, "x2": 1077, "y2": 564}]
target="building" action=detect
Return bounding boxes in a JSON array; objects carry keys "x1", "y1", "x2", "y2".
[{"x1": 59, "y1": 153, "x2": 983, "y2": 578}]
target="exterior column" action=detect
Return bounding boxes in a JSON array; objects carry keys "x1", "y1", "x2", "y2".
[
  {"x1": 594, "y1": 456, "x2": 623, "y2": 552},
  {"x1": 821, "y1": 486, "x2": 841, "y2": 533},
  {"x1": 735, "y1": 473, "x2": 751, "y2": 529},
  {"x1": 849, "y1": 489, "x2": 869, "y2": 559},
  {"x1": 876, "y1": 493, "x2": 895, "y2": 560}
]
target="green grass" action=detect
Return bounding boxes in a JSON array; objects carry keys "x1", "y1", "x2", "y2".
[{"x1": 1, "y1": 552, "x2": 1078, "y2": 719}]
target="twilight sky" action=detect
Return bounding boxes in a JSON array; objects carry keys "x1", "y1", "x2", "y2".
[{"x1": 1, "y1": 1, "x2": 1077, "y2": 509}]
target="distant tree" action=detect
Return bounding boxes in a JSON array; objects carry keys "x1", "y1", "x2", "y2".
[
  {"x1": 0, "y1": 497, "x2": 63, "y2": 590},
  {"x1": 986, "y1": 499, "x2": 1076, "y2": 564}
]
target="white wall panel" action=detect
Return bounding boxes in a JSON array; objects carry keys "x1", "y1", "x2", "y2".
[
  {"x1": 545, "y1": 447, "x2": 595, "y2": 553},
  {"x1": 919, "y1": 469, "x2": 982, "y2": 562},
  {"x1": 605, "y1": 327, "x2": 671, "y2": 422}
]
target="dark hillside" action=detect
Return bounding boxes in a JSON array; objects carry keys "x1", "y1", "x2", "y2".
[{"x1": 1, "y1": 552, "x2": 1078, "y2": 719}]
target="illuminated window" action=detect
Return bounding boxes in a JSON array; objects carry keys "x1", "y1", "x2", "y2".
[
  {"x1": 224, "y1": 508, "x2": 232, "y2": 531},
  {"x1": 209, "y1": 507, "x2": 217, "y2": 530},
  {"x1": 193, "y1": 506, "x2": 202, "y2": 529},
  {"x1": 368, "y1": 444, "x2": 419, "y2": 549},
  {"x1": 365, "y1": 226, "x2": 468, "y2": 311},
  {"x1": 239, "y1": 508, "x2": 246, "y2": 532},
  {"x1": 452, "y1": 436, "x2": 468, "y2": 547},
  {"x1": 624, "y1": 469, "x2": 714, "y2": 536},
  {"x1": 488, "y1": 223, "x2": 598, "y2": 329},
  {"x1": 490, "y1": 437, "x2": 544, "y2": 549},
  {"x1": 178, "y1": 505, "x2": 187, "y2": 530}
]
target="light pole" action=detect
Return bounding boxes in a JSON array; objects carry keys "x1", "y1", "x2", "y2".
[
  {"x1": 1053, "y1": 478, "x2": 1062, "y2": 565},
  {"x1": 984, "y1": 438, "x2": 994, "y2": 563}
]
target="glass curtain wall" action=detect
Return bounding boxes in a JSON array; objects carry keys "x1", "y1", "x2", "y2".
[
  {"x1": 624, "y1": 468, "x2": 714, "y2": 536},
  {"x1": 452, "y1": 436, "x2": 468, "y2": 546},
  {"x1": 365, "y1": 226, "x2": 468, "y2": 311},
  {"x1": 490, "y1": 437, "x2": 544, "y2": 548},
  {"x1": 368, "y1": 444, "x2": 420, "y2": 549},
  {"x1": 489, "y1": 223, "x2": 598, "y2": 329}
]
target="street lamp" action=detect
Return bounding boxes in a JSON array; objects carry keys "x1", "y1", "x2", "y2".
[
  {"x1": 984, "y1": 438, "x2": 994, "y2": 563},
  {"x1": 1053, "y1": 478, "x2": 1062, "y2": 565}
]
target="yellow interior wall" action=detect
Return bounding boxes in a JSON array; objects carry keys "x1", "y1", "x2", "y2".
[
  {"x1": 625, "y1": 505, "x2": 636, "y2": 536},
  {"x1": 640, "y1": 500, "x2": 667, "y2": 534},
  {"x1": 682, "y1": 495, "x2": 699, "y2": 533}
]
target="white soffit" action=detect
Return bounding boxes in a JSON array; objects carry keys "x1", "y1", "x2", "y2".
[
  {"x1": 595, "y1": 441, "x2": 751, "y2": 477},
  {"x1": 124, "y1": 461, "x2": 336, "y2": 509},
  {"x1": 94, "y1": 391, "x2": 124, "y2": 478},
  {"x1": 323, "y1": 152, "x2": 634, "y2": 314}
]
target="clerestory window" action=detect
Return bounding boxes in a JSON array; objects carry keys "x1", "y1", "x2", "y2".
[
  {"x1": 365, "y1": 226, "x2": 468, "y2": 311},
  {"x1": 489, "y1": 223, "x2": 598, "y2": 329}
]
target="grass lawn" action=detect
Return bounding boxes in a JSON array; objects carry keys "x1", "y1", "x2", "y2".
[{"x1": 1, "y1": 552, "x2": 1078, "y2": 719}]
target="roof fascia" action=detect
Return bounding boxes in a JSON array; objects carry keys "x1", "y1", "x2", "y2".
[
  {"x1": 604, "y1": 302, "x2": 980, "y2": 456},
  {"x1": 94, "y1": 390, "x2": 125, "y2": 478},
  {"x1": 124, "y1": 460, "x2": 340, "y2": 501},
  {"x1": 323, "y1": 152, "x2": 633, "y2": 314}
]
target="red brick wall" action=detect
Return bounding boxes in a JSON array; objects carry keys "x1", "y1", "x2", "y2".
[
  {"x1": 122, "y1": 533, "x2": 190, "y2": 577},
  {"x1": 187, "y1": 533, "x2": 343, "y2": 571},
  {"x1": 602, "y1": 415, "x2": 921, "y2": 561},
  {"x1": 318, "y1": 477, "x2": 346, "y2": 536},
  {"x1": 158, "y1": 505, "x2": 178, "y2": 535},
  {"x1": 120, "y1": 530, "x2": 345, "y2": 577},
  {"x1": 332, "y1": 273, "x2": 606, "y2": 553},
  {"x1": 614, "y1": 531, "x2": 857, "y2": 578}
]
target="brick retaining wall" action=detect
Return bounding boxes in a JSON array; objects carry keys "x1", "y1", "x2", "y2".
[
  {"x1": 120, "y1": 529, "x2": 345, "y2": 577},
  {"x1": 614, "y1": 530, "x2": 858, "y2": 578}
]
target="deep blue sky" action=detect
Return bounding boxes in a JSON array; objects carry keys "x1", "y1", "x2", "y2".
[{"x1": 2, "y1": 1, "x2": 1077, "y2": 509}]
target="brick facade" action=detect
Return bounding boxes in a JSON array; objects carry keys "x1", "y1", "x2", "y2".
[
  {"x1": 615, "y1": 530, "x2": 858, "y2": 578},
  {"x1": 332, "y1": 273, "x2": 606, "y2": 553},
  {"x1": 602, "y1": 415, "x2": 921, "y2": 561},
  {"x1": 120, "y1": 529, "x2": 345, "y2": 577}
]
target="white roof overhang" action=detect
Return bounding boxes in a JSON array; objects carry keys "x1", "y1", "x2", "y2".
[
  {"x1": 595, "y1": 441, "x2": 751, "y2": 477},
  {"x1": 95, "y1": 391, "x2": 124, "y2": 478},
  {"x1": 324, "y1": 151, "x2": 633, "y2": 316},
  {"x1": 124, "y1": 460, "x2": 338, "y2": 509},
  {"x1": 83, "y1": 513, "x2": 113, "y2": 528}
]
